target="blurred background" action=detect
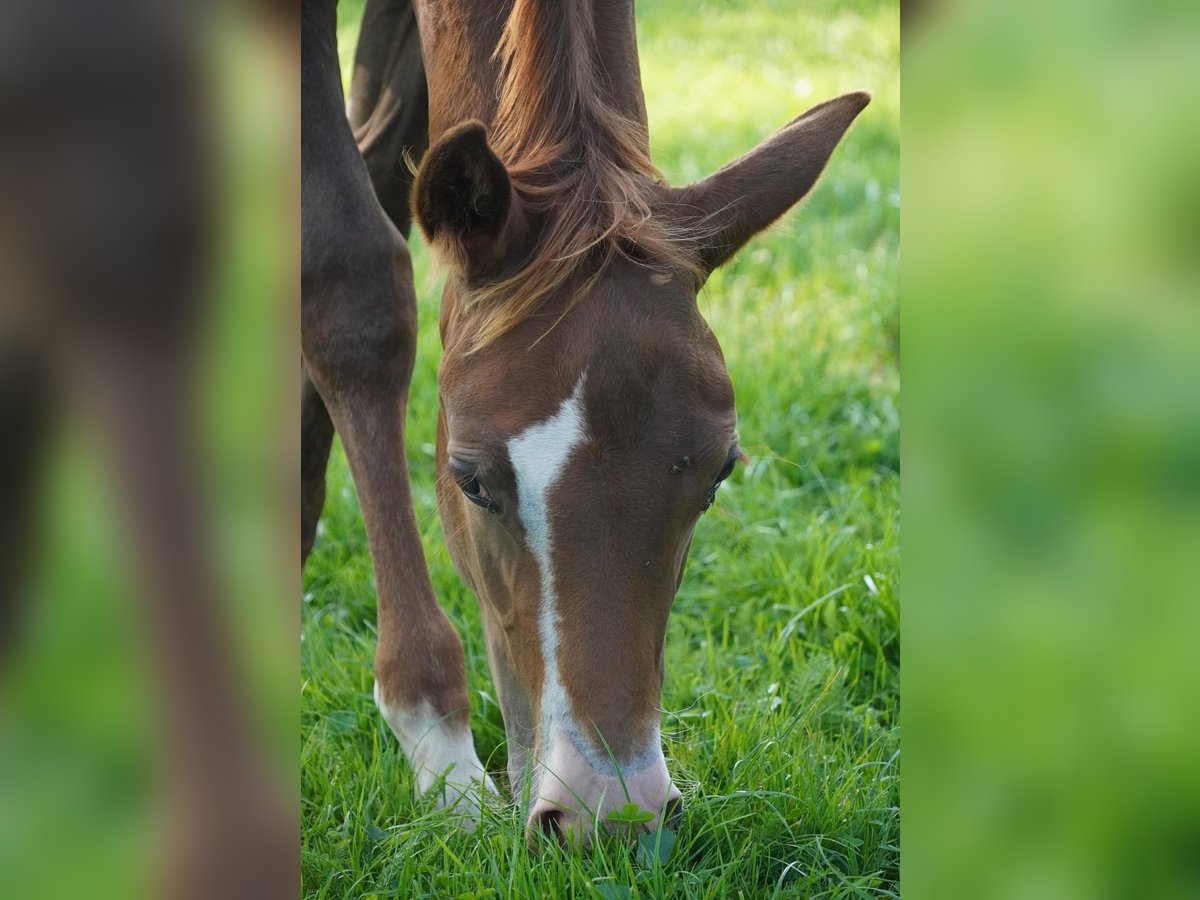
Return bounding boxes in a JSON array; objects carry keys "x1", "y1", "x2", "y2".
[
  {"x1": 905, "y1": 0, "x2": 1200, "y2": 898},
  {"x1": 0, "y1": 1, "x2": 295, "y2": 897}
]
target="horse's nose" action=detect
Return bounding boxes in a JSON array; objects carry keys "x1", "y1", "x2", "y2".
[
  {"x1": 524, "y1": 726, "x2": 681, "y2": 848},
  {"x1": 525, "y1": 792, "x2": 684, "y2": 849},
  {"x1": 525, "y1": 782, "x2": 683, "y2": 850}
]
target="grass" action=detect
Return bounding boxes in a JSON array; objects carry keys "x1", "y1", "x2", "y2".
[{"x1": 305, "y1": 1, "x2": 899, "y2": 896}]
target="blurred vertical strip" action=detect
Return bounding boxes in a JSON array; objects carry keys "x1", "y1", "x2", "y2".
[
  {"x1": 905, "y1": 0, "x2": 1200, "y2": 898},
  {"x1": 0, "y1": 1, "x2": 297, "y2": 898}
]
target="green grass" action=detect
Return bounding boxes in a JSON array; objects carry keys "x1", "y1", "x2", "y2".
[{"x1": 305, "y1": 1, "x2": 899, "y2": 896}]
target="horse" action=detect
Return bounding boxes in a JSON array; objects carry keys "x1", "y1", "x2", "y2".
[{"x1": 301, "y1": 0, "x2": 868, "y2": 846}]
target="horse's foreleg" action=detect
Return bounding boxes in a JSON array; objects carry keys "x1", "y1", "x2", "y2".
[
  {"x1": 56, "y1": 329, "x2": 295, "y2": 898},
  {"x1": 300, "y1": 360, "x2": 335, "y2": 566},
  {"x1": 301, "y1": 238, "x2": 495, "y2": 819},
  {"x1": 348, "y1": 0, "x2": 429, "y2": 236}
]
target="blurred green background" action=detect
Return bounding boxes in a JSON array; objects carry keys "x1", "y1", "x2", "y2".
[
  {"x1": 905, "y1": 0, "x2": 1200, "y2": 898},
  {"x1": 0, "y1": 7, "x2": 295, "y2": 898}
]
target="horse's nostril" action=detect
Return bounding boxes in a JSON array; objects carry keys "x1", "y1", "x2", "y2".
[
  {"x1": 664, "y1": 796, "x2": 683, "y2": 829},
  {"x1": 531, "y1": 807, "x2": 566, "y2": 847}
]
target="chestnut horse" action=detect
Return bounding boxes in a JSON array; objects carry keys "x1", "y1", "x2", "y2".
[{"x1": 302, "y1": 0, "x2": 868, "y2": 845}]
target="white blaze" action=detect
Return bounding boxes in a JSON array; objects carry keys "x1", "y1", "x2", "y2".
[
  {"x1": 506, "y1": 373, "x2": 589, "y2": 784},
  {"x1": 506, "y1": 372, "x2": 676, "y2": 829}
]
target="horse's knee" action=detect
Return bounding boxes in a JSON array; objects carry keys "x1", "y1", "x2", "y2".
[{"x1": 301, "y1": 236, "x2": 418, "y2": 400}]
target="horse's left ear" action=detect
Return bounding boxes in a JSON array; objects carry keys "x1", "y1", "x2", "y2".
[
  {"x1": 666, "y1": 92, "x2": 870, "y2": 275},
  {"x1": 413, "y1": 120, "x2": 523, "y2": 281}
]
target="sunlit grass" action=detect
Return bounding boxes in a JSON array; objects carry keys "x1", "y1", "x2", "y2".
[{"x1": 305, "y1": 1, "x2": 899, "y2": 896}]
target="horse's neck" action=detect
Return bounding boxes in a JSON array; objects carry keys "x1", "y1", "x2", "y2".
[
  {"x1": 590, "y1": 0, "x2": 648, "y2": 134},
  {"x1": 414, "y1": 0, "x2": 509, "y2": 140},
  {"x1": 415, "y1": 0, "x2": 648, "y2": 147}
]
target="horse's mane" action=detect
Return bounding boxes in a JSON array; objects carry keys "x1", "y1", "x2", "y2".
[{"x1": 459, "y1": 0, "x2": 707, "y2": 349}]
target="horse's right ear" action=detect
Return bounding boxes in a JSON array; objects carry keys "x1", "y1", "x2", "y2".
[
  {"x1": 413, "y1": 121, "x2": 517, "y2": 278},
  {"x1": 664, "y1": 92, "x2": 870, "y2": 277}
]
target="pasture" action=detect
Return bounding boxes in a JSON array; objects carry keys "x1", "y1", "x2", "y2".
[{"x1": 303, "y1": 0, "x2": 899, "y2": 896}]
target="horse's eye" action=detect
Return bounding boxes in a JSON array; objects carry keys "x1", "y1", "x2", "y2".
[
  {"x1": 449, "y1": 459, "x2": 499, "y2": 513},
  {"x1": 716, "y1": 455, "x2": 737, "y2": 484},
  {"x1": 701, "y1": 446, "x2": 742, "y2": 513}
]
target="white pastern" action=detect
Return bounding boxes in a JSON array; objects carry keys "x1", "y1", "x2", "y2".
[
  {"x1": 374, "y1": 683, "x2": 497, "y2": 828},
  {"x1": 506, "y1": 373, "x2": 589, "y2": 784}
]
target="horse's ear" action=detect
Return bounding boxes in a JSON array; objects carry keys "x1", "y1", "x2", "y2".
[
  {"x1": 413, "y1": 120, "x2": 517, "y2": 277},
  {"x1": 668, "y1": 92, "x2": 870, "y2": 275}
]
